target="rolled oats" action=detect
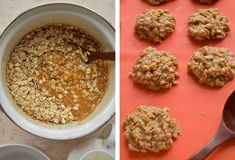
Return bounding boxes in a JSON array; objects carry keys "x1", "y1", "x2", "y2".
[
  {"x1": 6, "y1": 24, "x2": 109, "y2": 124},
  {"x1": 188, "y1": 46, "x2": 235, "y2": 87},
  {"x1": 130, "y1": 47, "x2": 179, "y2": 90},
  {"x1": 135, "y1": 9, "x2": 176, "y2": 43},
  {"x1": 123, "y1": 105, "x2": 181, "y2": 153}
]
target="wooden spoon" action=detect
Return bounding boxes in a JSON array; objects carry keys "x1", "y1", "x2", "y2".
[
  {"x1": 87, "y1": 51, "x2": 115, "y2": 63},
  {"x1": 67, "y1": 42, "x2": 115, "y2": 63},
  {"x1": 189, "y1": 91, "x2": 235, "y2": 160}
]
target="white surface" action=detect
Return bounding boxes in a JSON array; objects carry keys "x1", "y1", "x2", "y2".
[
  {"x1": 104, "y1": 124, "x2": 115, "y2": 146},
  {"x1": 0, "y1": 1, "x2": 115, "y2": 160},
  {"x1": 67, "y1": 124, "x2": 115, "y2": 160},
  {"x1": 0, "y1": 3, "x2": 115, "y2": 140},
  {"x1": 0, "y1": 0, "x2": 115, "y2": 35},
  {"x1": 0, "y1": 144, "x2": 50, "y2": 160},
  {"x1": 67, "y1": 139, "x2": 114, "y2": 160}
]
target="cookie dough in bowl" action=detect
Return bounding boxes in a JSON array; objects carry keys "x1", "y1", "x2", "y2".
[
  {"x1": 0, "y1": 3, "x2": 115, "y2": 140},
  {"x1": 130, "y1": 47, "x2": 179, "y2": 90},
  {"x1": 188, "y1": 8, "x2": 230, "y2": 41},
  {"x1": 6, "y1": 24, "x2": 109, "y2": 125},
  {"x1": 144, "y1": 0, "x2": 174, "y2": 5},
  {"x1": 123, "y1": 105, "x2": 181, "y2": 153},
  {"x1": 188, "y1": 46, "x2": 235, "y2": 87},
  {"x1": 135, "y1": 9, "x2": 176, "y2": 43}
]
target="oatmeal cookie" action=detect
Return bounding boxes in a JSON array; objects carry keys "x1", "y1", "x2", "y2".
[
  {"x1": 130, "y1": 47, "x2": 179, "y2": 90},
  {"x1": 196, "y1": 0, "x2": 218, "y2": 4},
  {"x1": 135, "y1": 9, "x2": 176, "y2": 43},
  {"x1": 144, "y1": 0, "x2": 174, "y2": 5},
  {"x1": 188, "y1": 46, "x2": 235, "y2": 87},
  {"x1": 188, "y1": 8, "x2": 230, "y2": 41},
  {"x1": 124, "y1": 105, "x2": 181, "y2": 153}
]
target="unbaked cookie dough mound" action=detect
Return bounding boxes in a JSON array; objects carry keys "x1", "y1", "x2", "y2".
[
  {"x1": 144, "y1": 0, "x2": 174, "y2": 5},
  {"x1": 130, "y1": 47, "x2": 179, "y2": 90},
  {"x1": 197, "y1": 0, "x2": 217, "y2": 4},
  {"x1": 188, "y1": 8, "x2": 230, "y2": 41},
  {"x1": 123, "y1": 105, "x2": 181, "y2": 153},
  {"x1": 135, "y1": 9, "x2": 176, "y2": 43},
  {"x1": 188, "y1": 46, "x2": 235, "y2": 87}
]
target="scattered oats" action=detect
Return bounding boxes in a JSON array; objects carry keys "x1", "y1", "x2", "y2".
[
  {"x1": 53, "y1": 118, "x2": 59, "y2": 124},
  {"x1": 67, "y1": 46, "x2": 72, "y2": 52},
  {"x1": 61, "y1": 118, "x2": 66, "y2": 124},
  {"x1": 73, "y1": 95, "x2": 78, "y2": 99},
  {"x1": 58, "y1": 94, "x2": 63, "y2": 99},
  {"x1": 61, "y1": 104, "x2": 65, "y2": 109},
  {"x1": 73, "y1": 106, "x2": 78, "y2": 110}
]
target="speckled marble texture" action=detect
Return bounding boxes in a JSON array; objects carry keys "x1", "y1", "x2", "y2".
[{"x1": 0, "y1": 0, "x2": 115, "y2": 160}]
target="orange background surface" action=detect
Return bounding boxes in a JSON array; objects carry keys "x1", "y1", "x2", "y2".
[{"x1": 120, "y1": 0, "x2": 235, "y2": 160}]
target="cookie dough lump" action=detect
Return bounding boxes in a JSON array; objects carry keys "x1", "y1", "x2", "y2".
[
  {"x1": 188, "y1": 46, "x2": 235, "y2": 87},
  {"x1": 135, "y1": 9, "x2": 176, "y2": 43},
  {"x1": 130, "y1": 47, "x2": 179, "y2": 90},
  {"x1": 188, "y1": 8, "x2": 230, "y2": 41},
  {"x1": 124, "y1": 105, "x2": 181, "y2": 153},
  {"x1": 144, "y1": 0, "x2": 174, "y2": 5},
  {"x1": 196, "y1": 0, "x2": 218, "y2": 3}
]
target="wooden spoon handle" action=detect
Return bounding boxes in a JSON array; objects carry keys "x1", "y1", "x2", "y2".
[
  {"x1": 89, "y1": 51, "x2": 115, "y2": 61},
  {"x1": 189, "y1": 122, "x2": 233, "y2": 160}
]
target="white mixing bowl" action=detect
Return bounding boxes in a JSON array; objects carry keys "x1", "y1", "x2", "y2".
[
  {"x1": 0, "y1": 3, "x2": 115, "y2": 140},
  {"x1": 0, "y1": 144, "x2": 51, "y2": 160}
]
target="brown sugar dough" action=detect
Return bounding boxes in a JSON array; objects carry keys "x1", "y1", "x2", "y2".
[
  {"x1": 196, "y1": 0, "x2": 217, "y2": 3},
  {"x1": 188, "y1": 8, "x2": 230, "y2": 41},
  {"x1": 144, "y1": 0, "x2": 174, "y2": 5},
  {"x1": 135, "y1": 9, "x2": 176, "y2": 43},
  {"x1": 123, "y1": 105, "x2": 181, "y2": 153},
  {"x1": 130, "y1": 47, "x2": 179, "y2": 90},
  {"x1": 188, "y1": 46, "x2": 235, "y2": 87}
]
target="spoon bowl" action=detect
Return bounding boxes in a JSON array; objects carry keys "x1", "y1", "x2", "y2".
[
  {"x1": 223, "y1": 91, "x2": 235, "y2": 131},
  {"x1": 189, "y1": 91, "x2": 235, "y2": 160}
]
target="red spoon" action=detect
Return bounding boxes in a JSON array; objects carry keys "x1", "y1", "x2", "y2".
[{"x1": 189, "y1": 91, "x2": 235, "y2": 160}]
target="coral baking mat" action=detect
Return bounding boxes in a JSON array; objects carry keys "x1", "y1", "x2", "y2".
[{"x1": 120, "y1": 0, "x2": 235, "y2": 160}]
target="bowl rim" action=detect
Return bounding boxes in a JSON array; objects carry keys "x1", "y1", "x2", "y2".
[
  {"x1": 0, "y1": 143, "x2": 51, "y2": 160},
  {"x1": 0, "y1": 3, "x2": 115, "y2": 140},
  {"x1": 79, "y1": 149, "x2": 113, "y2": 160}
]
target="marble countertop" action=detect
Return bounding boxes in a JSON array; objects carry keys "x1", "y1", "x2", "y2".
[{"x1": 0, "y1": 0, "x2": 115, "y2": 160}]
